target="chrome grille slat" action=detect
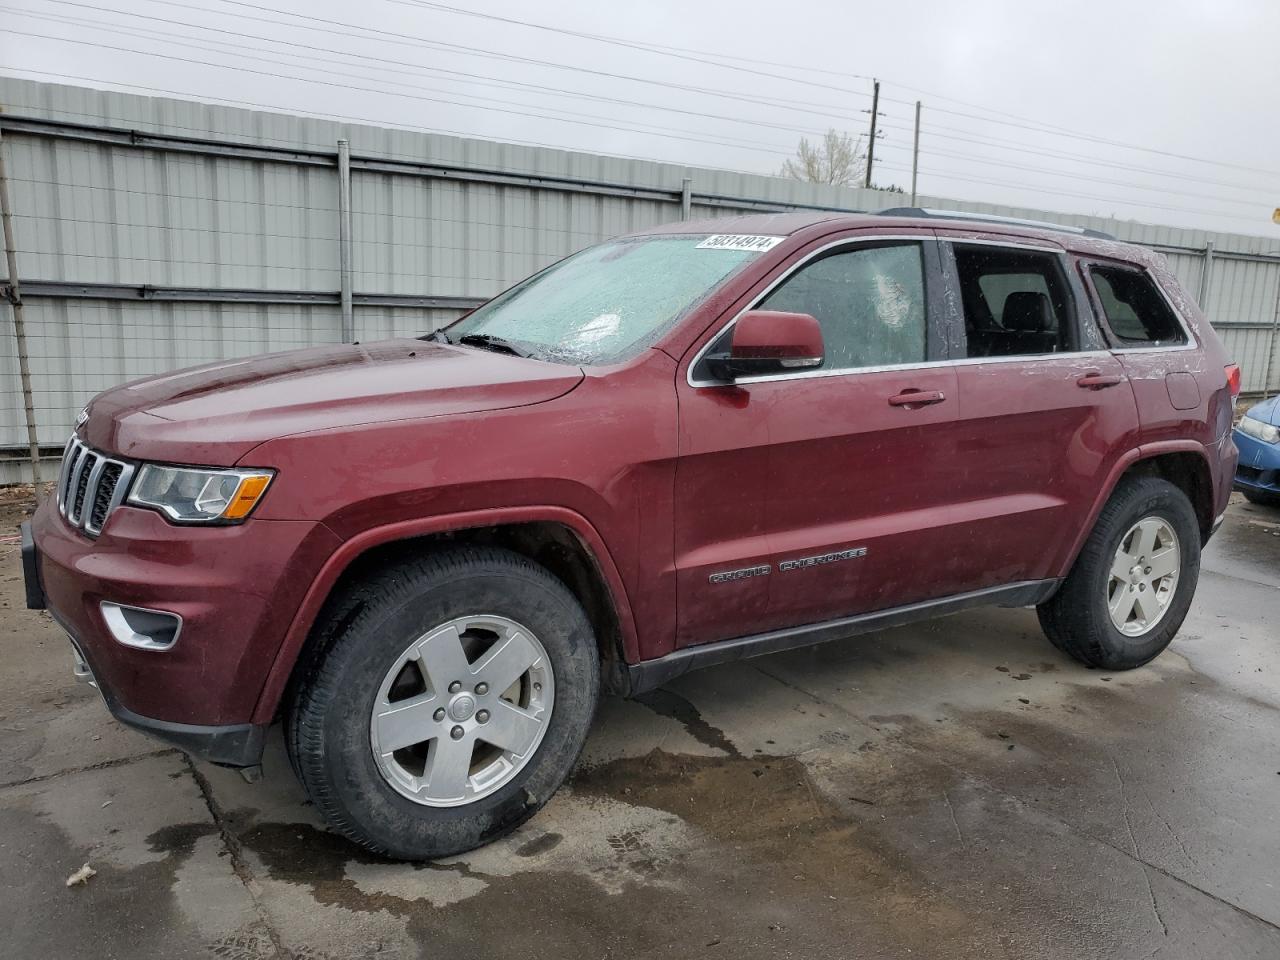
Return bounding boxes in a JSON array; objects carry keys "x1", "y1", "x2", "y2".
[
  {"x1": 77, "y1": 456, "x2": 106, "y2": 526},
  {"x1": 68, "y1": 450, "x2": 95, "y2": 523},
  {"x1": 57, "y1": 437, "x2": 133, "y2": 538},
  {"x1": 55, "y1": 437, "x2": 76, "y2": 510}
]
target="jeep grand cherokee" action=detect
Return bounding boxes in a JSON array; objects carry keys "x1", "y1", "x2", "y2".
[{"x1": 23, "y1": 209, "x2": 1240, "y2": 859}]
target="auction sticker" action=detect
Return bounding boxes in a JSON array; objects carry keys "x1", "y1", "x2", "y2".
[{"x1": 695, "y1": 234, "x2": 785, "y2": 252}]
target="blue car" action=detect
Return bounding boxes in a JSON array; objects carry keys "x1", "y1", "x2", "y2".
[{"x1": 1234, "y1": 395, "x2": 1280, "y2": 506}]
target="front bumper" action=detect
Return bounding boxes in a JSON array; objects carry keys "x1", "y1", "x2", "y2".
[
  {"x1": 1232, "y1": 427, "x2": 1280, "y2": 497},
  {"x1": 63, "y1": 627, "x2": 268, "y2": 767},
  {"x1": 26, "y1": 499, "x2": 341, "y2": 766}
]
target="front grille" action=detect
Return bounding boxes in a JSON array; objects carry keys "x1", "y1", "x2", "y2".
[
  {"x1": 91, "y1": 462, "x2": 124, "y2": 529},
  {"x1": 56, "y1": 437, "x2": 136, "y2": 537}
]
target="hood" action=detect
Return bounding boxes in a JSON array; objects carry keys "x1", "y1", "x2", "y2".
[
  {"x1": 82, "y1": 339, "x2": 584, "y2": 465},
  {"x1": 1245, "y1": 395, "x2": 1280, "y2": 426}
]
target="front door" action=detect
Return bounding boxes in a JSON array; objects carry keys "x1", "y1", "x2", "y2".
[{"x1": 673, "y1": 234, "x2": 973, "y2": 646}]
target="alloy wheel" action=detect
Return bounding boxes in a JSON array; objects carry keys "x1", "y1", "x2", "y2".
[
  {"x1": 369, "y1": 614, "x2": 554, "y2": 807},
  {"x1": 1107, "y1": 516, "x2": 1181, "y2": 637}
]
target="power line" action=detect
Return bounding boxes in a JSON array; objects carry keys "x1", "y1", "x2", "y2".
[
  {"x1": 0, "y1": 67, "x2": 776, "y2": 177},
  {"x1": 53, "y1": 0, "x2": 1264, "y2": 206},
  {"x1": 384, "y1": 0, "x2": 1280, "y2": 180},
  {"x1": 916, "y1": 147, "x2": 1264, "y2": 209},
  {"x1": 137, "y1": 0, "x2": 879, "y2": 127},
  {"x1": 388, "y1": 0, "x2": 879, "y2": 99},
  {"x1": 12, "y1": 15, "x2": 1269, "y2": 215},
  {"x1": 127, "y1": 0, "x2": 1280, "y2": 189},
  {"x1": 27, "y1": 0, "x2": 1278, "y2": 205},
  {"x1": 9, "y1": 61, "x2": 1272, "y2": 231},
  {"x1": 6, "y1": 6, "x2": 1276, "y2": 225},
  {"x1": 897, "y1": 163, "x2": 1269, "y2": 222},
  {"x1": 2, "y1": 28, "x2": 807, "y2": 156},
  {"x1": 13, "y1": 3, "x2": 872, "y2": 141},
  {"x1": 872, "y1": 116, "x2": 1272, "y2": 195},
  {"x1": 390, "y1": 0, "x2": 1125, "y2": 144}
]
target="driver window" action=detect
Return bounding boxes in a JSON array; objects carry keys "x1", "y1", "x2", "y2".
[{"x1": 757, "y1": 242, "x2": 926, "y2": 371}]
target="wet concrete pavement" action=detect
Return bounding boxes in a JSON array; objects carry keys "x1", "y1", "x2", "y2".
[{"x1": 2, "y1": 495, "x2": 1278, "y2": 959}]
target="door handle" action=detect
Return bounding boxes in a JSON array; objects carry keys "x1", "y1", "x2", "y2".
[
  {"x1": 1077, "y1": 372, "x2": 1124, "y2": 390},
  {"x1": 888, "y1": 389, "x2": 947, "y2": 408}
]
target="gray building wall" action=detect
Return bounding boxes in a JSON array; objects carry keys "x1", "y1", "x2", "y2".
[{"x1": 2, "y1": 77, "x2": 1279, "y2": 483}]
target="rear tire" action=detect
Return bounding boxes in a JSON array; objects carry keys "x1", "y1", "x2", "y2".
[
  {"x1": 1038, "y1": 476, "x2": 1200, "y2": 670},
  {"x1": 286, "y1": 546, "x2": 599, "y2": 860}
]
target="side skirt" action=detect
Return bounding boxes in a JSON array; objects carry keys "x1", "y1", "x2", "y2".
[{"x1": 624, "y1": 579, "x2": 1061, "y2": 695}]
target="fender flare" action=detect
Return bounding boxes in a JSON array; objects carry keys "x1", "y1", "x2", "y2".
[
  {"x1": 250, "y1": 505, "x2": 639, "y2": 725},
  {"x1": 1057, "y1": 440, "x2": 1213, "y2": 578}
]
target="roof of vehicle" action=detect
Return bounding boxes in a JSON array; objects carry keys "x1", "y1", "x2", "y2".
[{"x1": 628, "y1": 209, "x2": 1155, "y2": 264}]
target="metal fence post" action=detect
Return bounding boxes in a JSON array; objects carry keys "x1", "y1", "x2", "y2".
[
  {"x1": 0, "y1": 112, "x2": 44, "y2": 496},
  {"x1": 337, "y1": 139, "x2": 354, "y2": 343},
  {"x1": 1263, "y1": 280, "x2": 1280, "y2": 400},
  {"x1": 680, "y1": 177, "x2": 692, "y2": 221},
  {"x1": 1199, "y1": 239, "x2": 1215, "y2": 306}
]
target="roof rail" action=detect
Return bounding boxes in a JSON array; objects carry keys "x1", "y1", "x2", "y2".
[{"x1": 876, "y1": 207, "x2": 1116, "y2": 241}]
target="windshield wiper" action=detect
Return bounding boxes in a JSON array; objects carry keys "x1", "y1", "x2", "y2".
[{"x1": 456, "y1": 333, "x2": 529, "y2": 358}]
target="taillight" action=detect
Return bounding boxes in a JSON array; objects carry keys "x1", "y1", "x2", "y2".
[{"x1": 1225, "y1": 363, "x2": 1241, "y2": 398}]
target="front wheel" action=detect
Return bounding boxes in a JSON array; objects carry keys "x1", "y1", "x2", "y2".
[
  {"x1": 1038, "y1": 476, "x2": 1201, "y2": 670},
  {"x1": 1242, "y1": 488, "x2": 1280, "y2": 508},
  {"x1": 287, "y1": 547, "x2": 599, "y2": 860}
]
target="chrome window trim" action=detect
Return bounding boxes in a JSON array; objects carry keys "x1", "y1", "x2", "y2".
[
  {"x1": 702, "y1": 350, "x2": 1119, "y2": 386},
  {"x1": 935, "y1": 235, "x2": 1065, "y2": 255},
  {"x1": 686, "y1": 232, "x2": 1099, "y2": 388},
  {"x1": 686, "y1": 232, "x2": 1201, "y2": 389}
]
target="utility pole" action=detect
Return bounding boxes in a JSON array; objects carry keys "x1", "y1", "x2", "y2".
[
  {"x1": 910, "y1": 100, "x2": 921, "y2": 205},
  {"x1": 0, "y1": 111, "x2": 44, "y2": 496},
  {"x1": 863, "y1": 79, "x2": 880, "y2": 190}
]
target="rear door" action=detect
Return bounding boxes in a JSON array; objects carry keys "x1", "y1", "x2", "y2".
[
  {"x1": 939, "y1": 233, "x2": 1141, "y2": 586},
  {"x1": 673, "y1": 231, "x2": 972, "y2": 646}
]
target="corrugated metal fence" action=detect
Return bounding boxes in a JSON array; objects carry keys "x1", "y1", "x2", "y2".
[{"x1": 2, "y1": 77, "x2": 1279, "y2": 483}]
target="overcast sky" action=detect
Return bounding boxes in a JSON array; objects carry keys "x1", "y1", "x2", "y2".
[{"x1": 2, "y1": 0, "x2": 1278, "y2": 238}]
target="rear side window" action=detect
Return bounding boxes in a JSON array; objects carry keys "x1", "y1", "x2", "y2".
[
  {"x1": 757, "y1": 241, "x2": 926, "y2": 370},
  {"x1": 1087, "y1": 265, "x2": 1187, "y2": 347},
  {"x1": 952, "y1": 245, "x2": 1073, "y2": 357}
]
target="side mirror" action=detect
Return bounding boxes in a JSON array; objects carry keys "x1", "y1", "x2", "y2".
[{"x1": 705, "y1": 310, "x2": 825, "y2": 381}]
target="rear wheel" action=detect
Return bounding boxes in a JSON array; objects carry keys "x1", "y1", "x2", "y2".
[
  {"x1": 287, "y1": 547, "x2": 599, "y2": 860},
  {"x1": 1038, "y1": 476, "x2": 1200, "y2": 670}
]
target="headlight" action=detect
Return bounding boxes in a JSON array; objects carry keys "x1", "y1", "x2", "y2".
[
  {"x1": 127, "y1": 464, "x2": 274, "y2": 523},
  {"x1": 1238, "y1": 415, "x2": 1280, "y2": 444}
]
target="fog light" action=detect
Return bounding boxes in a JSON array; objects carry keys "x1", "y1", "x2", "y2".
[{"x1": 100, "y1": 602, "x2": 182, "y2": 651}]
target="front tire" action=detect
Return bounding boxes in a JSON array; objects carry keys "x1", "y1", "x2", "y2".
[
  {"x1": 1038, "y1": 476, "x2": 1200, "y2": 670},
  {"x1": 287, "y1": 547, "x2": 599, "y2": 860},
  {"x1": 1242, "y1": 488, "x2": 1280, "y2": 508}
]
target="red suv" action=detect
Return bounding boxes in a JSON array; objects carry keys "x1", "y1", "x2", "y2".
[{"x1": 22, "y1": 209, "x2": 1239, "y2": 859}]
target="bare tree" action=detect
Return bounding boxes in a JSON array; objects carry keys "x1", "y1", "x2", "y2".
[{"x1": 779, "y1": 130, "x2": 866, "y2": 186}]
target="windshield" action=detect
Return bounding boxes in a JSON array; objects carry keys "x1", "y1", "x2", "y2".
[{"x1": 442, "y1": 234, "x2": 776, "y2": 364}]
